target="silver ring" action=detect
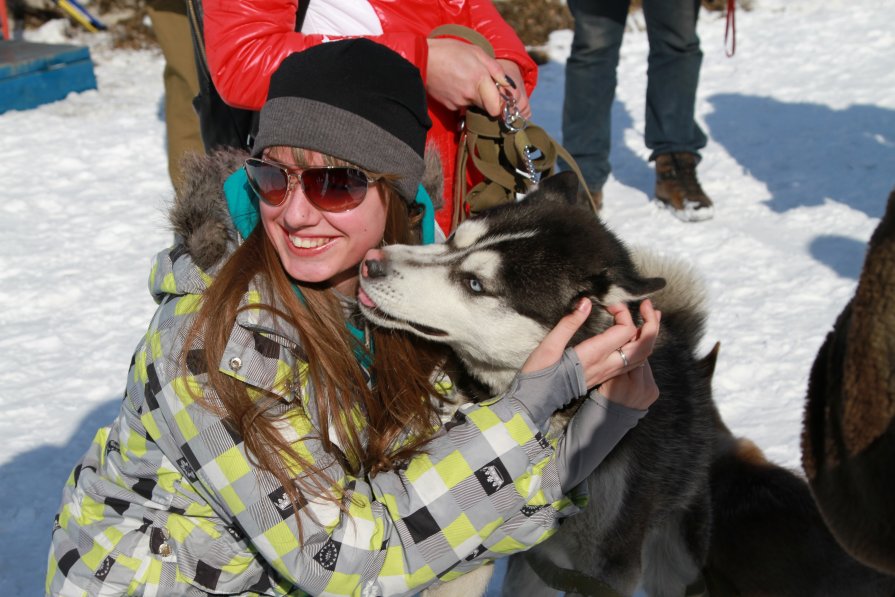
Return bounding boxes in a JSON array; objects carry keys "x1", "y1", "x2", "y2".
[{"x1": 617, "y1": 348, "x2": 629, "y2": 367}]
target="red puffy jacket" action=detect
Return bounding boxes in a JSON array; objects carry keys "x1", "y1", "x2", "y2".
[{"x1": 203, "y1": 0, "x2": 537, "y2": 233}]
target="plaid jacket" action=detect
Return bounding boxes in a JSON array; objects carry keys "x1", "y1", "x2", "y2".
[{"x1": 46, "y1": 230, "x2": 581, "y2": 595}]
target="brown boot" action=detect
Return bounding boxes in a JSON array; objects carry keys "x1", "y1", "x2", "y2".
[{"x1": 654, "y1": 152, "x2": 714, "y2": 222}]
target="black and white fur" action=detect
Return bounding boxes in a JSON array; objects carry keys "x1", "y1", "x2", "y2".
[{"x1": 359, "y1": 172, "x2": 716, "y2": 596}]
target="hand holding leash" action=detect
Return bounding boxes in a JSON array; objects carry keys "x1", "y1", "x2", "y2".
[
  {"x1": 496, "y1": 60, "x2": 531, "y2": 119},
  {"x1": 426, "y1": 37, "x2": 513, "y2": 116}
]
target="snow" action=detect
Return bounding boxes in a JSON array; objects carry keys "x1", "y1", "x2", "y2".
[{"x1": 1, "y1": 0, "x2": 893, "y2": 593}]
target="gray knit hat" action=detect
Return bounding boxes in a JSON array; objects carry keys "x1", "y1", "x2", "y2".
[{"x1": 252, "y1": 39, "x2": 432, "y2": 203}]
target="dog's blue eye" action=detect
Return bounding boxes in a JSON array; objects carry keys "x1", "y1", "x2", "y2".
[{"x1": 465, "y1": 278, "x2": 484, "y2": 294}]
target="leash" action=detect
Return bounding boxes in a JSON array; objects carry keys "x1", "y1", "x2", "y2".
[
  {"x1": 428, "y1": 25, "x2": 596, "y2": 229},
  {"x1": 725, "y1": 0, "x2": 736, "y2": 57}
]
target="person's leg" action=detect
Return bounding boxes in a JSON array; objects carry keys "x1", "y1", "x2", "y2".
[
  {"x1": 642, "y1": 0, "x2": 713, "y2": 221},
  {"x1": 147, "y1": 0, "x2": 203, "y2": 191},
  {"x1": 641, "y1": 0, "x2": 707, "y2": 159},
  {"x1": 561, "y1": 0, "x2": 630, "y2": 197}
]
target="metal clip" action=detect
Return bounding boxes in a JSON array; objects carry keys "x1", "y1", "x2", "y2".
[
  {"x1": 498, "y1": 83, "x2": 538, "y2": 185},
  {"x1": 499, "y1": 86, "x2": 526, "y2": 133}
]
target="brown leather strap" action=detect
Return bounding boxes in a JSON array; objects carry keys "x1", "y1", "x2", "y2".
[
  {"x1": 429, "y1": 24, "x2": 596, "y2": 227},
  {"x1": 429, "y1": 24, "x2": 494, "y2": 57}
]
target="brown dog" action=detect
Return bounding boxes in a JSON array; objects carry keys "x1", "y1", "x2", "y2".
[
  {"x1": 802, "y1": 188, "x2": 895, "y2": 576},
  {"x1": 707, "y1": 383, "x2": 895, "y2": 594}
]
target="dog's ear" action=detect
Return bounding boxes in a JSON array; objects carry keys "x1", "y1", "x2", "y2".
[
  {"x1": 588, "y1": 271, "x2": 667, "y2": 305},
  {"x1": 536, "y1": 171, "x2": 587, "y2": 208}
]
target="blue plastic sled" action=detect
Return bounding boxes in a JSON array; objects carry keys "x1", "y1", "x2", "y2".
[{"x1": 0, "y1": 40, "x2": 98, "y2": 114}]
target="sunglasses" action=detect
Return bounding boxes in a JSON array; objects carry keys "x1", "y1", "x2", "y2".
[{"x1": 244, "y1": 158, "x2": 378, "y2": 212}]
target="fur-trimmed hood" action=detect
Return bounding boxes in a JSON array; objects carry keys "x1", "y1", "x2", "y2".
[{"x1": 169, "y1": 149, "x2": 248, "y2": 272}]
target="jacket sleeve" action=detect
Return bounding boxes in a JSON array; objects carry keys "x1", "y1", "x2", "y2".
[{"x1": 202, "y1": 0, "x2": 429, "y2": 110}]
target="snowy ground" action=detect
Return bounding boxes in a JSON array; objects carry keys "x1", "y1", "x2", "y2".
[{"x1": 1, "y1": 0, "x2": 893, "y2": 593}]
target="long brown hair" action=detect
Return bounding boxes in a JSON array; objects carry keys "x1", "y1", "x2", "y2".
[{"x1": 182, "y1": 151, "x2": 446, "y2": 530}]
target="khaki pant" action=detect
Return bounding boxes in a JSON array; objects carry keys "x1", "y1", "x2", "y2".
[{"x1": 147, "y1": 0, "x2": 203, "y2": 191}]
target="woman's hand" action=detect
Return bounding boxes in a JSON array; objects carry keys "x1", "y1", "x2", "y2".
[
  {"x1": 496, "y1": 59, "x2": 531, "y2": 119},
  {"x1": 523, "y1": 298, "x2": 662, "y2": 394},
  {"x1": 600, "y1": 359, "x2": 659, "y2": 411},
  {"x1": 525, "y1": 298, "x2": 661, "y2": 492},
  {"x1": 426, "y1": 38, "x2": 527, "y2": 118}
]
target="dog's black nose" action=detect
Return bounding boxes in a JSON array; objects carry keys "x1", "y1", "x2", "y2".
[{"x1": 364, "y1": 258, "x2": 387, "y2": 278}]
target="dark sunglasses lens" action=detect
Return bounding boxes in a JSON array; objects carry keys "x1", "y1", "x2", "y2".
[
  {"x1": 245, "y1": 160, "x2": 289, "y2": 205},
  {"x1": 303, "y1": 168, "x2": 369, "y2": 212}
]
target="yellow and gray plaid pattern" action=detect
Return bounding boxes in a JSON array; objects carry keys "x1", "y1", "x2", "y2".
[{"x1": 46, "y1": 242, "x2": 579, "y2": 596}]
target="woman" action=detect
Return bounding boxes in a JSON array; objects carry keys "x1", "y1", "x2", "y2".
[
  {"x1": 200, "y1": 0, "x2": 538, "y2": 233},
  {"x1": 46, "y1": 40, "x2": 660, "y2": 596}
]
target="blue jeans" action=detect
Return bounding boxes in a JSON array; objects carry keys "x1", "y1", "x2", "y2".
[{"x1": 562, "y1": 0, "x2": 707, "y2": 190}]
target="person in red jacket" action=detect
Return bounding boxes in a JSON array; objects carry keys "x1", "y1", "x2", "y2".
[{"x1": 201, "y1": 0, "x2": 537, "y2": 235}]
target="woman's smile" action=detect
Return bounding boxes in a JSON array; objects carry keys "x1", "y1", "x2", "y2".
[{"x1": 288, "y1": 234, "x2": 336, "y2": 250}]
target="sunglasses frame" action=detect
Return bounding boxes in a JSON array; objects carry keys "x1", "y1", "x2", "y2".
[{"x1": 244, "y1": 157, "x2": 379, "y2": 212}]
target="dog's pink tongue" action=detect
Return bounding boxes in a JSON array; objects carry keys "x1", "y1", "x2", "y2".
[{"x1": 357, "y1": 287, "x2": 377, "y2": 308}]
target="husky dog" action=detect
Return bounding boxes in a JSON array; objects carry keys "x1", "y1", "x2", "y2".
[{"x1": 358, "y1": 172, "x2": 716, "y2": 596}]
